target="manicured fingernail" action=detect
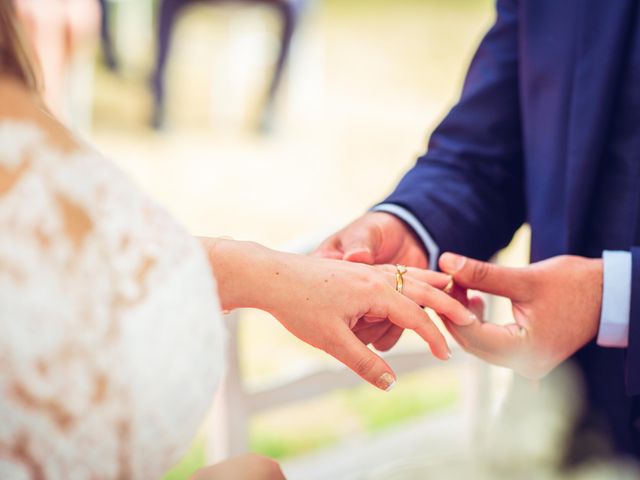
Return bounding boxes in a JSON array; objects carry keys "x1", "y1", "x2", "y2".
[
  {"x1": 447, "y1": 350, "x2": 452, "y2": 359},
  {"x1": 344, "y1": 247, "x2": 371, "y2": 259},
  {"x1": 440, "y1": 253, "x2": 467, "y2": 274},
  {"x1": 456, "y1": 312, "x2": 477, "y2": 326},
  {"x1": 377, "y1": 372, "x2": 396, "y2": 391}
]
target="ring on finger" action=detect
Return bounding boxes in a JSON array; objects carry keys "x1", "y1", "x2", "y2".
[
  {"x1": 443, "y1": 277, "x2": 455, "y2": 294},
  {"x1": 395, "y1": 264, "x2": 408, "y2": 294}
]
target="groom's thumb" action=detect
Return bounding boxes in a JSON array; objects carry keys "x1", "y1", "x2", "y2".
[
  {"x1": 342, "y1": 232, "x2": 377, "y2": 264},
  {"x1": 326, "y1": 326, "x2": 397, "y2": 391},
  {"x1": 439, "y1": 252, "x2": 529, "y2": 301}
]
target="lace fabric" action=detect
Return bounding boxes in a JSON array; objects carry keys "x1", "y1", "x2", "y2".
[{"x1": 0, "y1": 121, "x2": 226, "y2": 479}]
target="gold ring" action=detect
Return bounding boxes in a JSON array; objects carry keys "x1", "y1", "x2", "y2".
[
  {"x1": 443, "y1": 277, "x2": 455, "y2": 294},
  {"x1": 395, "y1": 264, "x2": 408, "y2": 294}
]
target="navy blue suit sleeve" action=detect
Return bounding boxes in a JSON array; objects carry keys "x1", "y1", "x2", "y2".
[
  {"x1": 626, "y1": 248, "x2": 640, "y2": 395},
  {"x1": 382, "y1": 0, "x2": 525, "y2": 261}
]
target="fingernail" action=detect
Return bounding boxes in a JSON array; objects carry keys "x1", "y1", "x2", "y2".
[
  {"x1": 345, "y1": 247, "x2": 370, "y2": 255},
  {"x1": 456, "y1": 312, "x2": 477, "y2": 327},
  {"x1": 447, "y1": 349, "x2": 452, "y2": 359},
  {"x1": 344, "y1": 248, "x2": 373, "y2": 262},
  {"x1": 377, "y1": 372, "x2": 396, "y2": 391},
  {"x1": 440, "y1": 252, "x2": 467, "y2": 274}
]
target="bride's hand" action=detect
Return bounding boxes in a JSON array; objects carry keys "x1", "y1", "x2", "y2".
[
  {"x1": 202, "y1": 238, "x2": 475, "y2": 391},
  {"x1": 190, "y1": 454, "x2": 285, "y2": 480}
]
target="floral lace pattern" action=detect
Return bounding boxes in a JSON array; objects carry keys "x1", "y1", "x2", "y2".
[{"x1": 0, "y1": 121, "x2": 225, "y2": 479}]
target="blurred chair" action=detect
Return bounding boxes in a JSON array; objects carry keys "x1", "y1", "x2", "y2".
[
  {"x1": 97, "y1": 0, "x2": 155, "y2": 71},
  {"x1": 97, "y1": 0, "x2": 118, "y2": 71},
  {"x1": 150, "y1": 0, "x2": 308, "y2": 131},
  {"x1": 205, "y1": 236, "x2": 497, "y2": 477}
]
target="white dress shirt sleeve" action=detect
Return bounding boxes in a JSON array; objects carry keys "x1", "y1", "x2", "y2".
[{"x1": 597, "y1": 250, "x2": 632, "y2": 348}]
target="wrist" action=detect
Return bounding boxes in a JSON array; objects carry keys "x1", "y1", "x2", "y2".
[
  {"x1": 201, "y1": 237, "x2": 278, "y2": 312},
  {"x1": 376, "y1": 212, "x2": 429, "y2": 268},
  {"x1": 587, "y1": 257, "x2": 604, "y2": 336}
]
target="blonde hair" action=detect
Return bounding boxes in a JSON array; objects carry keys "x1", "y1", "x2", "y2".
[{"x1": 0, "y1": 2, "x2": 39, "y2": 91}]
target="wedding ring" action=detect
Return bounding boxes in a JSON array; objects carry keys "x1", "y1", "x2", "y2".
[
  {"x1": 395, "y1": 264, "x2": 408, "y2": 294},
  {"x1": 443, "y1": 277, "x2": 455, "y2": 294}
]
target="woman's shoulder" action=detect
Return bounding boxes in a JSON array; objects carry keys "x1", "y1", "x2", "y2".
[{"x1": 0, "y1": 81, "x2": 226, "y2": 478}]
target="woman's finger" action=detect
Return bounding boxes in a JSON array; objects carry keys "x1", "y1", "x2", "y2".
[
  {"x1": 377, "y1": 264, "x2": 452, "y2": 289},
  {"x1": 353, "y1": 321, "x2": 393, "y2": 345},
  {"x1": 384, "y1": 271, "x2": 475, "y2": 327},
  {"x1": 372, "y1": 324, "x2": 404, "y2": 352},
  {"x1": 412, "y1": 282, "x2": 476, "y2": 327},
  {"x1": 468, "y1": 295, "x2": 485, "y2": 318},
  {"x1": 322, "y1": 324, "x2": 397, "y2": 391},
  {"x1": 385, "y1": 291, "x2": 450, "y2": 360}
]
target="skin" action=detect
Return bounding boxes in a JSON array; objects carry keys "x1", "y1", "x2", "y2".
[
  {"x1": 0, "y1": 76, "x2": 475, "y2": 391},
  {"x1": 0, "y1": 23, "x2": 474, "y2": 479},
  {"x1": 439, "y1": 252, "x2": 604, "y2": 380},
  {"x1": 190, "y1": 454, "x2": 286, "y2": 480},
  {"x1": 313, "y1": 212, "x2": 432, "y2": 350},
  {"x1": 316, "y1": 212, "x2": 606, "y2": 382},
  {"x1": 202, "y1": 238, "x2": 476, "y2": 390},
  {"x1": 314, "y1": 211, "x2": 429, "y2": 267}
]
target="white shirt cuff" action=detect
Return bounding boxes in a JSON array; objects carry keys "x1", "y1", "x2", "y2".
[
  {"x1": 597, "y1": 250, "x2": 632, "y2": 348},
  {"x1": 372, "y1": 204, "x2": 440, "y2": 271}
]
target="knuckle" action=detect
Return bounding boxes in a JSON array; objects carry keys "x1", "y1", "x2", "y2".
[
  {"x1": 353, "y1": 354, "x2": 378, "y2": 377},
  {"x1": 470, "y1": 261, "x2": 491, "y2": 284},
  {"x1": 364, "y1": 271, "x2": 389, "y2": 293}
]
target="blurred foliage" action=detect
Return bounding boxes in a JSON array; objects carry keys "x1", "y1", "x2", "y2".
[
  {"x1": 343, "y1": 369, "x2": 458, "y2": 432},
  {"x1": 162, "y1": 367, "x2": 458, "y2": 478},
  {"x1": 248, "y1": 367, "x2": 458, "y2": 460}
]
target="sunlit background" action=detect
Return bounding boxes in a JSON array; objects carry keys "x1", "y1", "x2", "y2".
[{"x1": 22, "y1": 0, "x2": 542, "y2": 478}]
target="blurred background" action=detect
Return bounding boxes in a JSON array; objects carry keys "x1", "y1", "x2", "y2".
[{"x1": 18, "y1": 0, "x2": 538, "y2": 478}]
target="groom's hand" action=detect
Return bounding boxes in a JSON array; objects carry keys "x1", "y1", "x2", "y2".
[
  {"x1": 313, "y1": 212, "x2": 429, "y2": 268},
  {"x1": 313, "y1": 212, "x2": 429, "y2": 351},
  {"x1": 439, "y1": 253, "x2": 603, "y2": 379}
]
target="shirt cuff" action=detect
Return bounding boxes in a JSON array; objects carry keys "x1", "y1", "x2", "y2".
[
  {"x1": 372, "y1": 203, "x2": 440, "y2": 271},
  {"x1": 597, "y1": 250, "x2": 632, "y2": 348}
]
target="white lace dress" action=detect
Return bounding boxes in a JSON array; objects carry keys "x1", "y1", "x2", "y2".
[{"x1": 0, "y1": 121, "x2": 226, "y2": 479}]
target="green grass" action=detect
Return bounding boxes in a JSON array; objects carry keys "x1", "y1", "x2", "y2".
[
  {"x1": 342, "y1": 370, "x2": 459, "y2": 432},
  {"x1": 256, "y1": 368, "x2": 459, "y2": 461},
  {"x1": 163, "y1": 367, "x2": 459, "y2": 478}
]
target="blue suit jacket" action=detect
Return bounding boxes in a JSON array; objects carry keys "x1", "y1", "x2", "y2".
[{"x1": 384, "y1": 0, "x2": 640, "y2": 454}]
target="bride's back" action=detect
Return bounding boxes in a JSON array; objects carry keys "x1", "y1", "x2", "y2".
[{"x1": 0, "y1": 41, "x2": 225, "y2": 480}]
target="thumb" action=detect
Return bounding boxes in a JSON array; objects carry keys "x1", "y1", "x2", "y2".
[
  {"x1": 341, "y1": 227, "x2": 379, "y2": 264},
  {"x1": 324, "y1": 325, "x2": 397, "y2": 391},
  {"x1": 439, "y1": 252, "x2": 530, "y2": 301}
]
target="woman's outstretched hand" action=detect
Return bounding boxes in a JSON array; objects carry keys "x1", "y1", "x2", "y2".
[{"x1": 202, "y1": 238, "x2": 475, "y2": 391}]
